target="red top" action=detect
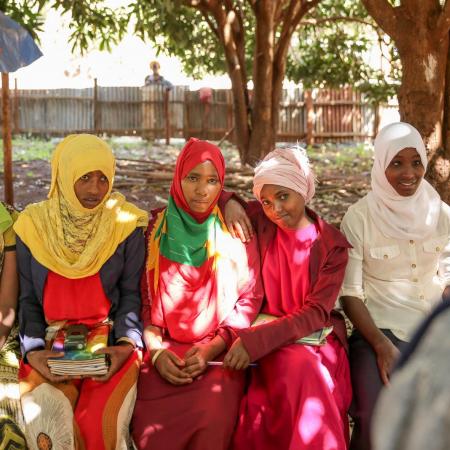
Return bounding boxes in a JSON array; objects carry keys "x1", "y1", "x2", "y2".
[
  {"x1": 262, "y1": 223, "x2": 317, "y2": 316},
  {"x1": 43, "y1": 271, "x2": 110, "y2": 325},
  {"x1": 236, "y1": 201, "x2": 351, "y2": 362},
  {"x1": 140, "y1": 206, "x2": 264, "y2": 348}
]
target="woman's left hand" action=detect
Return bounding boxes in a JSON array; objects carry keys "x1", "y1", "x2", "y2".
[
  {"x1": 223, "y1": 337, "x2": 251, "y2": 370},
  {"x1": 183, "y1": 344, "x2": 212, "y2": 378},
  {"x1": 91, "y1": 343, "x2": 134, "y2": 382}
]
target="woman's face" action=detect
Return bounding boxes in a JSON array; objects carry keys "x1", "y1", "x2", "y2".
[
  {"x1": 181, "y1": 160, "x2": 221, "y2": 213},
  {"x1": 260, "y1": 184, "x2": 306, "y2": 230},
  {"x1": 385, "y1": 147, "x2": 425, "y2": 196},
  {"x1": 74, "y1": 170, "x2": 109, "y2": 208}
]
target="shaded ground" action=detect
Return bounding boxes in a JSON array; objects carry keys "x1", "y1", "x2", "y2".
[{"x1": 0, "y1": 137, "x2": 373, "y2": 227}]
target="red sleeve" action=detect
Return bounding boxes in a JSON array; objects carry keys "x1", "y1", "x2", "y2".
[
  {"x1": 217, "y1": 190, "x2": 248, "y2": 212},
  {"x1": 238, "y1": 244, "x2": 349, "y2": 361},
  {"x1": 216, "y1": 234, "x2": 264, "y2": 349}
]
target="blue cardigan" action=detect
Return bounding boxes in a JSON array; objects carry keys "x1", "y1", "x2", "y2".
[{"x1": 16, "y1": 228, "x2": 145, "y2": 356}]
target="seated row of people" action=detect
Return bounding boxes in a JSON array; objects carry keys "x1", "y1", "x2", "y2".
[{"x1": 0, "y1": 121, "x2": 448, "y2": 450}]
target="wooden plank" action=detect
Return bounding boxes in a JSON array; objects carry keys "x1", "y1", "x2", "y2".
[{"x1": 2, "y1": 73, "x2": 13, "y2": 204}]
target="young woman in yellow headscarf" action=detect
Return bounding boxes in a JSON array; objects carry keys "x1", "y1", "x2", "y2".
[{"x1": 14, "y1": 134, "x2": 148, "y2": 450}]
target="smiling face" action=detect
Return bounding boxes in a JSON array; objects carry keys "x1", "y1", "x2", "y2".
[
  {"x1": 384, "y1": 147, "x2": 425, "y2": 196},
  {"x1": 260, "y1": 184, "x2": 309, "y2": 230},
  {"x1": 74, "y1": 170, "x2": 109, "y2": 209},
  {"x1": 181, "y1": 160, "x2": 222, "y2": 213}
]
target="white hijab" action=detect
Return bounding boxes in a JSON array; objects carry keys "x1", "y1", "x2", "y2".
[{"x1": 367, "y1": 122, "x2": 441, "y2": 239}]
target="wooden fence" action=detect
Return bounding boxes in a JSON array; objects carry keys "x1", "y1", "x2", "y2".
[{"x1": 2, "y1": 80, "x2": 393, "y2": 143}]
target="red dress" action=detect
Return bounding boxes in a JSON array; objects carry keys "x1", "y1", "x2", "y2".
[
  {"x1": 233, "y1": 219, "x2": 352, "y2": 450},
  {"x1": 19, "y1": 272, "x2": 139, "y2": 450}
]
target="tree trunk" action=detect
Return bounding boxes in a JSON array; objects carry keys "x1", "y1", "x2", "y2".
[
  {"x1": 396, "y1": 35, "x2": 449, "y2": 200},
  {"x1": 362, "y1": 0, "x2": 450, "y2": 201},
  {"x1": 437, "y1": 32, "x2": 450, "y2": 204},
  {"x1": 246, "y1": 0, "x2": 276, "y2": 165}
]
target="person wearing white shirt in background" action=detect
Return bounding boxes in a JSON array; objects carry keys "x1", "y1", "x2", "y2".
[{"x1": 339, "y1": 122, "x2": 450, "y2": 450}]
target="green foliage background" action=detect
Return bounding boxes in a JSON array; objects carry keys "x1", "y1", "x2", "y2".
[{"x1": 1, "y1": 0, "x2": 400, "y2": 102}]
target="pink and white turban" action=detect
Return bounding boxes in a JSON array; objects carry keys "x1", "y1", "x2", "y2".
[{"x1": 253, "y1": 146, "x2": 315, "y2": 203}]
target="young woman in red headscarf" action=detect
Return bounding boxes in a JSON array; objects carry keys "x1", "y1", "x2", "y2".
[
  {"x1": 131, "y1": 138, "x2": 263, "y2": 450},
  {"x1": 222, "y1": 146, "x2": 352, "y2": 450}
]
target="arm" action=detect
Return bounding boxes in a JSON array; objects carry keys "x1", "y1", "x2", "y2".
[
  {"x1": 340, "y1": 296, "x2": 398, "y2": 384},
  {"x1": 438, "y1": 231, "x2": 450, "y2": 301},
  {"x1": 93, "y1": 228, "x2": 145, "y2": 381},
  {"x1": 339, "y1": 209, "x2": 398, "y2": 384},
  {"x1": 140, "y1": 217, "x2": 193, "y2": 385},
  {"x1": 216, "y1": 235, "x2": 264, "y2": 348},
  {"x1": 112, "y1": 228, "x2": 145, "y2": 347},
  {"x1": 0, "y1": 250, "x2": 18, "y2": 350},
  {"x1": 186, "y1": 236, "x2": 264, "y2": 374},
  {"x1": 16, "y1": 236, "x2": 47, "y2": 356},
  {"x1": 237, "y1": 244, "x2": 349, "y2": 362},
  {"x1": 16, "y1": 237, "x2": 72, "y2": 382},
  {"x1": 219, "y1": 190, "x2": 254, "y2": 242}
]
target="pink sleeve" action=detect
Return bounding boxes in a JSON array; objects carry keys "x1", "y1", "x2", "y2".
[
  {"x1": 238, "y1": 245, "x2": 349, "y2": 361},
  {"x1": 216, "y1": 235, "x2": 264, "y2": 349}
]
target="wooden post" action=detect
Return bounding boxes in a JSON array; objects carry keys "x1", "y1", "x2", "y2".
[
  {"x1": 305, "y1": 89, "x2": 314, "y2": 145},
  {"x1": 2, "y1": 73, "x2": 13, "y2": 205},
  {"x1": 93, "y1": 78, "x2": 99, "y2": 134},
  {"x1": 13, "y1": 78, "x2": 19, "y2": 134},
  {"x1": 373, "y1": 101, "x2": 380, "y2": 138},
  {"x1": 164, "y1": 88, "x2": 170, "y2": 145}
]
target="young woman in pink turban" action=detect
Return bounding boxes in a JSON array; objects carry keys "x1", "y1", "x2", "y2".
[{"x1": 223, "y1": 146, "x2": 353, "y2": 450}]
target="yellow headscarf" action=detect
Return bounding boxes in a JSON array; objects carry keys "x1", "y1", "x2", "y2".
[{"x1": 14, "y1": 134, "x2": 148, "y2": 279}]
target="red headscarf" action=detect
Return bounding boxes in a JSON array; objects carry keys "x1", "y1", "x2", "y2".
[{"x1": 170, "y1": 138, "x2": 225, "y2": 223}]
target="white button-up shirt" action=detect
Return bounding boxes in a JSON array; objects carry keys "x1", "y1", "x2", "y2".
[{"x1": 340, "y1": 196, "x2": 450, "y2": 341}]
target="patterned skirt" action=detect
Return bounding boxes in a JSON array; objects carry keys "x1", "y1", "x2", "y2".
[{"x1": 0, "y1": 324, "x2": 27, "y2": 449}]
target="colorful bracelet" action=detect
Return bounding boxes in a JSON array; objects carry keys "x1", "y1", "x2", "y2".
[{"x1": 151, "y1": 348, "x2": 166, "y2": 366}]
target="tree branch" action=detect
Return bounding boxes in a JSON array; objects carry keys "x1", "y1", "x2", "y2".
[
  {"x1": 300, "y1": 16, "x2": 385, "y2": 40},
  {"x1": 361, "y1": 0, "x2": 398, "y2": 39},
  {"x1": 200, "y1": 10, "x2": 220, "y2": 39}
]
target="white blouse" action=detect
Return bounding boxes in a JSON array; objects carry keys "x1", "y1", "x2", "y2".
[{"x1": 340, "y1": 196, "x2": 450, "y2": 341}]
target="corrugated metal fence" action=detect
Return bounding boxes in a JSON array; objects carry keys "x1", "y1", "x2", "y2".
[{"x1": 3, "y1": 82, "x2": 395, "y2": 143}]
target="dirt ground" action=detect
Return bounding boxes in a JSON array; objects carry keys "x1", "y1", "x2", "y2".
[{"x1": 0, "y1": 137, "x2": 373, "y2": 227}]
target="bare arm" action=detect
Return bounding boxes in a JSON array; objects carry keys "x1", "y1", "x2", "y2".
[
  {"x1": 341, "y1": 295, "x2": 399, "y2": 384},
  {"x1": 143, "y1": 324, "x2": 192, "y2": 385},
  {"x1": 0, "y1": 251, "x2": 19, "y2": 350}
]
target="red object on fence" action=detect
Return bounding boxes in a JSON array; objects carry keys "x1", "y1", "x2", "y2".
[{"x1": 199, "y1": 87, "x2": 212, "y2": 104}]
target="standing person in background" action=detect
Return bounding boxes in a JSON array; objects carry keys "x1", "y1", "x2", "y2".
[
  {"x1": 132, "y1": 138, "x2": 263, "y2": 450},
  {"x1": 14, "y1": 134, "x2": 148, "y2": 450},
  {"x1": 144, "y1": 60, "x2": 173, "y2": 91},
  {"x1": 0, "y1": 202, "x2": 26, "y2": 449},
  {"x1": 339, "y1": 122, "x2": 450, "y2": 450},
  {"x1": 224, "y1": 146, "x2": 352, "y2": 450}
]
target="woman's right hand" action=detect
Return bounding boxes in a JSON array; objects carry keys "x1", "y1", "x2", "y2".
[
  {"x1": 153, "y1": 349, "x2": 193, "y2": 385},
  {"x1": 27, "y1": 349, "x2": 73, "y2": 383},
  {"x1": 374, "y1": 338, "x2": 400, "y2": 385}
]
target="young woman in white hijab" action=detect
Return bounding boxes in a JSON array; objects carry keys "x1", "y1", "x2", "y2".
[{"x1": 339, "y1": 122, "x2": 450, "y2": 450}]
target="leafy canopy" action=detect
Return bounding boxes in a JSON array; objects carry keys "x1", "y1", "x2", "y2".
[{"x1": 1, "y1": 0, "x2": 400, "y2": 101}]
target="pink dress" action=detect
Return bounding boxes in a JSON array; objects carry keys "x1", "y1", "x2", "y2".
[{"x1": 233, "y1": 223, "x2": 352, "y2": 450}]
